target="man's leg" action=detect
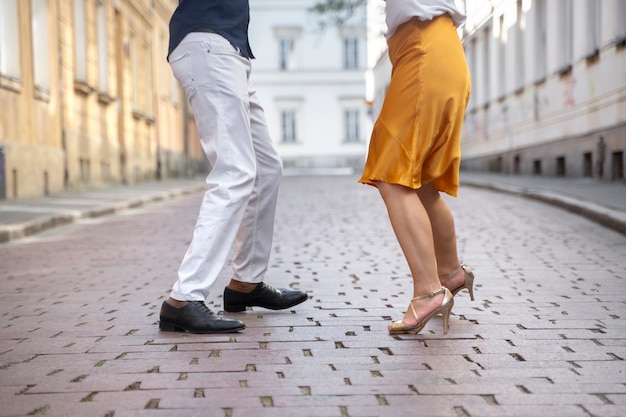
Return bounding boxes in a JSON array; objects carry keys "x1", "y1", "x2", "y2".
[
  {"x1": 230, "y1": 89, "x2": 283, "y2": 285},
  {"x1": 170, "y1": 35, "x2": 256, "y2": 302},
  {"x1": 160, "y1": 33, "x2": 254, "y2": 333},
  {"x1": 222, "y1": 88, "x2": 308, "y2": 312}
]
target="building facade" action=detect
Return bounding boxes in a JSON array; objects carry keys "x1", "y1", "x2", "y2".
[
  {"x1": 0, "y1": 0, "x2": 372, "y2": 200},
  {"x1": 249, "y1": 0, "x2": 369, "y2": 173},
  {"x1": 369, "y1": 0, "x2": 626, "y2": 182},
  {"x1": 461, "y1": 0, "x2": 625, "y2": 180},
  {"x1": 0, "y1": 0, "x2": 204, "y2": 200}
]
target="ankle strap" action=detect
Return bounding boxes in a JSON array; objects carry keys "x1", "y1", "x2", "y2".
[
  {"x1": 439, "y1": 265, "x2": 463, "y2": 280},
  {"x1": 412, "y1": 286, "x2": 445, "y2": 301}
]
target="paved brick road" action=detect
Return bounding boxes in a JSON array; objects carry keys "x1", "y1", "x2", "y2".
[{"x1": 1, "y1": 175, "x2": 625, "y2": 417}]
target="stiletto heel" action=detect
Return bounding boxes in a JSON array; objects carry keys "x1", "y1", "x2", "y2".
[
  {"x1": 440, "y1": 265, "x2": 475, "y2": 301},
  {"x1": 463, "y1": 266, "x2": 475, "y2": 301},
  {"x1": 441, "y1": 302, "x2": 452, "y2": 334},
  {"x1": 388, "y1": 287, "x2": 454, "y2": 335}
]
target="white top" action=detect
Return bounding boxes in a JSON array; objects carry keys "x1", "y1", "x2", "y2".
[{"x1": 385, "y1": 0, "x2": 466, "y2": 39}]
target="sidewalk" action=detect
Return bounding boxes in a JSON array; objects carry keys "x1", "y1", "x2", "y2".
[
  {"x1": 1, "y1": 172, "x2": 625, "y2": 244},
  {"x1": 0, "y1": 178, "x2": 207, "y2": 243},
  {"x1": 459, "y1": 172, "x2": 626, "y2": 236}
]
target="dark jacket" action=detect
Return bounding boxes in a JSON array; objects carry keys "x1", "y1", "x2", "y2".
[{"x1": 167, "y1": 0, "x2": 254, "y2": 60}]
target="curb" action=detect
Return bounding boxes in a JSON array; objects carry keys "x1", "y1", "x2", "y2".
[
  {"x1": 462, "y1": 179, "x2": 626, "y2": 236},
  {"x1": 0, "y1": 184, "x2": 206, "y2": 244},
  {"x1": 3, "y1": 179, "x2": 625, "y2": 244}
]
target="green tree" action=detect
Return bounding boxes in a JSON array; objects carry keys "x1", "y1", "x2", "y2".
[{"x1": 310, "y1": 0, "x2": 368, "y2": 28}]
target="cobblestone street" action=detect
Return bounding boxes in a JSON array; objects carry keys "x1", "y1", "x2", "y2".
[{"x1": 1, "y1": 174, "x2": 625, "y2": 417}]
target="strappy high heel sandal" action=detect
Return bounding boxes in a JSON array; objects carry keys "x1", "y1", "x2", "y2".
[
  {"x1": 440, "y1": 265, "x2": 475, "y2": 301},
  {"x1": 388, "y1": 286, "x2": 454, "y2": 335}
]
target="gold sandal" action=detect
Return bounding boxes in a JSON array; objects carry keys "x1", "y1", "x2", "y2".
[
  {"x1": 440, "y1": 265, "x2": 475, "y2": 301},
  {"x1": 388, "y1": 287, "x2": 454, "y2": 335}
]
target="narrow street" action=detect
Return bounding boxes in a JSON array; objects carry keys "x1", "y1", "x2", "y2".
[{"x1": 1, "y1": 174, "x2": 625, "y2": 417}]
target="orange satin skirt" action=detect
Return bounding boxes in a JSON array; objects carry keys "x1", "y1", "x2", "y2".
[{"x1": 359, "y1": 15, "x2": 471, "y2": 196}]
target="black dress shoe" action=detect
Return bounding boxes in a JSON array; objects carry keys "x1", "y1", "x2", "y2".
[
  {"x1": 159, "y1": 301, "x2": 245, "y2": 333},
  {"x1": 223, "y1": 283, "x2": 308, "y2": 312}
]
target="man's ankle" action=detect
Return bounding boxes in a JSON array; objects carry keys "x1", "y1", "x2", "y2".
[
  {"x1": 227, "y1": 280, "x2": 259, "y2": 293},
  {"x1": 166, "y1": 297, "x2": 189, "y2": 308}
]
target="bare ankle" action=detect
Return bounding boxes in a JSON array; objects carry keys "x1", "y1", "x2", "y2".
[
  {"x1": 166, "y1": 297, "x2": 189, "y2": 308},
  {"x1": 227, "y1": 280, "x2": 259, "y2": 293},
  {"x1": 439, "y1": 265, "x2": 462, "y2": 280}
]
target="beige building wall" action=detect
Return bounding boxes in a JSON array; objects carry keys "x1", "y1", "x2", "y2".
[
  {"x1": 0, "y1": 0, "x2": 63, "y2": 199},
  {"x1": 0, "y1": 0, "x2": 204, "y2": 200}
]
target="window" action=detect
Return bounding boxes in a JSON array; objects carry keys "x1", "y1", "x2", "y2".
[
  {"x1": 496, "y1": 14, "x2": 506, "y2": 98},
  {"x1": 31, "y1": 0, "x2": 50, "y2": 93},
  {"x1": 0, "y1": 0, "x2": 21, "y2": 82},
  {"x1": 131, "y1": 32, "x2": 139, "y2": 111},
  {"x1": 340, "y1": 26, "x2": 364, "y2": 69},
  {"x1": 514, "y1": 0, "x2": 524, "y2": 91},
  {"x1": 171, "y1": 72, "x2": 179, "y2": 105},
  {"x1": 278, "y1": 38, "x2": 295, "y2": 70},
  {"x1": 280, "y1": 110, "x2": 297, "y2": 143},
  {"x1": 144, "y1": 39, "x2": 153, "y2": 118},
  {"x1": 73, "y1": 0, "x2": 87, "y2": 82},
  {"x1": 274, "y1": 27, "x2": 301, "y2": 70},
  {"x1": 344, "y1": 109, "x2": 360, "y2": 142},
  {"x1": 159, "y1": 30, "x2": 167, "y2": 100},
  {"x1": 618, "y1": 1, "x2": 626, "y2": 44},
  {"x1": 533, "y1": 0, "x2": 547, "y2": 82},
  {"x1": 481, "y1": 26, "x2": 491, "y2": 105},
  {"x1": 343, "y1": 37, "x2": 359, "y2": 69},
  {"x1": 97, "y1": 2, "x2": 108, "y2": 93},
  {"x1": 585, "y1": 0, "x2": 601, "y2": 59},
  {"x1": 468, "y1": 38, "x2": 477, "y2": 110},
  {"x1": 558, "y1": 0, "x2": 573, "y2": 73}
]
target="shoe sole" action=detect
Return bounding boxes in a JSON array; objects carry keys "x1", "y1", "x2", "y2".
[
  {"x1": 159, "y1": 320, "x2": 245, "y2": 334},
  {"x1": 224, "y1": 294, "x2": 308, "y2": 312}
]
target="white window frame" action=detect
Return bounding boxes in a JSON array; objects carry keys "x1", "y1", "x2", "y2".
[
  {"x1": 344, "y1": 109, "x2": 360, "y2": 142},
  {"x1": 278, "y1": 37, "x2": 295, "y2": 71},
  {"x1": 343, "y1": 37, "x2": 359, "y2": 69},
  {"x1": 280, "y1": 110, "x2": 297, "y2": 143},
  {"x1": 274, "y1": 27, "x2": 301, "y2": 71}
]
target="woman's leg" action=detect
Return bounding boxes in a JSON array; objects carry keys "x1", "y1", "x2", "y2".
[
  {"x1": 416, "y1": 183, "x2": 466, "y2": 291},
  {"x1": 376, "y1": 181, "x2": 444, "y2": 328}
]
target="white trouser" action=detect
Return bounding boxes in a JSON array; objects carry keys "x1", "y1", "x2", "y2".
[{"x1": 168, "y1": 32, "x2": 283, "y2": 301}]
